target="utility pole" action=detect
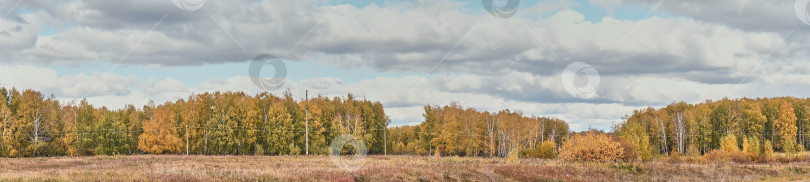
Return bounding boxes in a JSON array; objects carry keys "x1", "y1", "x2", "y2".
[
  {"x1": 305, "y1": 90, "x2": 309, "y2": 155},
  {"x1": 186, "y1": 124, "x2": 189, "y2": 155},
  {"x1": 384, "y1": 126, "x2": 387, "y2": 155}
]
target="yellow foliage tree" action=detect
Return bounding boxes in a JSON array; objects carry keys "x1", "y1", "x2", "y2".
[
  {"x1": 138, "y1": 106, "x2": 182, "y2": 154},
  {"x1": 775, "y1": 101, "x2": 798, "y2": 150},
  {"x1": 762, "y1": 140, "x2": 775, "y2": 162},
  {"x1": 742, "y1": 137, "x2": 760, "y2": 158},
  {"x1": 720, "y1": 134, "x2": 739, "y2": 153},
  {"x1": 559, "y1": 132, "x2": 624, "y2": 162}
]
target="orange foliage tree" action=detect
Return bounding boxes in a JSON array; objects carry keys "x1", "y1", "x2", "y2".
[
  {"x1": 558, "y1": 132, "x2": 624, "y2": 162},
  {"x1": 138, "y1": 106, "x2": 182, "y2": 154}
]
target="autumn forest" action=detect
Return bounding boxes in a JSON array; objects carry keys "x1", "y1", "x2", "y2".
[{"x1": 0, "y1": 87, "x2": 809, "y2": 163}]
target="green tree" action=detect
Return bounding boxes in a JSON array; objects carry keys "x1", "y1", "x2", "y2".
[
  {"x1": 94, "y1": 112, "x2": 132, "y2": 155},
  {"x1": 693, "y1": 103, "x2": 713, "y2": 154},
  {"x1": 762, "y1": 99, "x2": 781, "y2": 148},
  {"x1": 263, "y1": 92, "x2": 297, "y2": 155},
  {"x1": 710, "y1": 101, "x2": 731, "y2": 150},
  {"x1": 792, "y1": 99, "x2": 810, "y2": 151},
  {"x1": 619, "y1": 120, "x2": 652, "y2": 161},
  {"x1": 75, "y1": 99, "x2": 99, "y2": 156},
  {"x1": 420, "y1": 105, "x2": 438, "y2": 154}
]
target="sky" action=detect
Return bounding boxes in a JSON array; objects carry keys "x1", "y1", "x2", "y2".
[{"x1": 1, "y1": 0, "x2": 809, "y2": 131}]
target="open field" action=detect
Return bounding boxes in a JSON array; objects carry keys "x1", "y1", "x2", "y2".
[{"x1": 1, "y1": 155, "x2": 810, "y2": 181}]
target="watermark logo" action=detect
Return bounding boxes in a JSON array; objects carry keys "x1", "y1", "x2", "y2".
[
  {"x1": 561, "y1": 62, "x2": 600, "y2": 99},
  {"x1": 329, "y1": 134, "x2": 367, "y2": 172},
  {"x1": 127, "y1": 32, "x2": 140, "y2": 48},
  {"x1": 249, "y1": 54, "x2": 287, "y2": 91},
  {"x1": 796, "y1": 0, "x2": 810, "y2": 25},
  {"x1": 171, "y1": 0, "x2": 205, "y2": 12},
  {"x1": 482, "y1": 0, "x2": 520, "y2": 19}
]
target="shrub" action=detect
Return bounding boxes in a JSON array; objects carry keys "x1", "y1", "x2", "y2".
[
  {"x1": 558, "y1": 133, "x2": 624, "y2": 162},
  {"x1": 702, "y1": 150, "x2": 731, "y2": 163},
  {"x1": 609, "y1": 163, "x2": 645, "y2": 174},
  {"x1": 702, "y1": 149, "x2": 752, "y2": 163},
  {"x1": 663, "y1": 152, "x2": 684, "y2": 164},
  {"x1": 686, "y1": 143, "x2": 701, "y2": 156},
  {"x1": 616, "y1": 138, "x2": 638, "y2": 162},
  {"x1": 415, "y1": 148, "x2": 428, "y2": 156},
  {"x1": 798, "y1": 152, "x2": 810, "y2": 162},
  {"x1": 507, "y1": 148, "x2": 520, "y2": 163},
  {"x1": 288, "y1": 143, "x2": 300, "y2": 155},
  {"x1": 702, "y1": 135, "x2": 756, "y2": 163},
  {"x1": 730, "y1": 151, "x2": 754, "y2": 163},
  {"x1": 776, "y1": 154, "x2": 793, "y2": 163},
  {"x1": 538, "y1": 141, "x2": 557, "y2": 159},
  {"x1": 773, "y1": 152, "x2": 810, "y2": 163},
  {"x1": 254, "y1": 144, "x2": 265, "y2": 156},
  {"x1": 520, "y1": 148, "x2": 537, "y2": 158},
  {"x1": 523, "y1": 141, "x2": 557, "y2": 159}
]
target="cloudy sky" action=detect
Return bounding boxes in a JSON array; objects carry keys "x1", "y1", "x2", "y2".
[{"x1": 1, "y1": 0, "x2": 809, "y2": 131}]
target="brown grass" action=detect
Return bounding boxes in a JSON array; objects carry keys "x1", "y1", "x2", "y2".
[{"x1": 0, "y1": 155, "x2": 809, "y2": 181}]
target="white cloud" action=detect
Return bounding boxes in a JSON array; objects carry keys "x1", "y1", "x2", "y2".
[
  {"x1": 0, "y1": 65, "x2": 137, "y2": 98},
  {"x1": 3, "y1": 0, "x2": 799, "y2": 83},
  {"x1": 141, "y1": 78, "x2": 188, "y2": 94},
  {"x1": 1, "y1": 0, "x2": 810, "y2": 131},
  {"x1": 1, "y1": 62, "x2": 808, "y2": 131}
]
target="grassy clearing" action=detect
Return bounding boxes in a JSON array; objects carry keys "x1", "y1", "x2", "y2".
[{"x1": 0, "y1": 155, "x2": 809, "y2": 181}]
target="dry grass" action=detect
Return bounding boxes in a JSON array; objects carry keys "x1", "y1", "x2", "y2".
[{"x1": 0, "y1": 155, "x2": 809, "y2": 181}]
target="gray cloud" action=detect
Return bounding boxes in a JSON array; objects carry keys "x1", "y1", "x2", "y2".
[
  {"x1": 621, "y1": 0, "x2": 804, "y2": 32},
  {"x1": 2, "y1": 0, "x2": 810, "y2": 130},
  {"x1": 4, "y1": 0, "x2": 799, "y2": 86}
]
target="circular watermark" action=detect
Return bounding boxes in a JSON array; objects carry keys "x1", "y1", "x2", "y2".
[
  {"x1": 171, "y1": 0, "x2": 205, "y2": 12},
  {"x1": 249, "y1": 54, "x2": 287, "y2": 91},
  {"x1": 795, "y1": 0, "x2": 810, "y2": 25},
  {"x1": 560, "y1": 62, "x2": 600, "y2": 99},
  {"x1": 482, "y1": 0, "x2": 520, "y2": 19},
  {"x1": 329, "y1": 134, "x2": 367, "y2": 172}
]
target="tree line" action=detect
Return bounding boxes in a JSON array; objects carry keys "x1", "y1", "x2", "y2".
[
  {"x1": 18, "y1": 85, "x2": 805, "y2": 161},
  {"x1": 0, "y1": 87, "x2": 389, "y2": 157},
  {"x1": 387, "y1": 102, "x2": 569, "y2": 157},
  {"x1": 616, "y1": 97, "x2": 810, "y2": 160}
]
